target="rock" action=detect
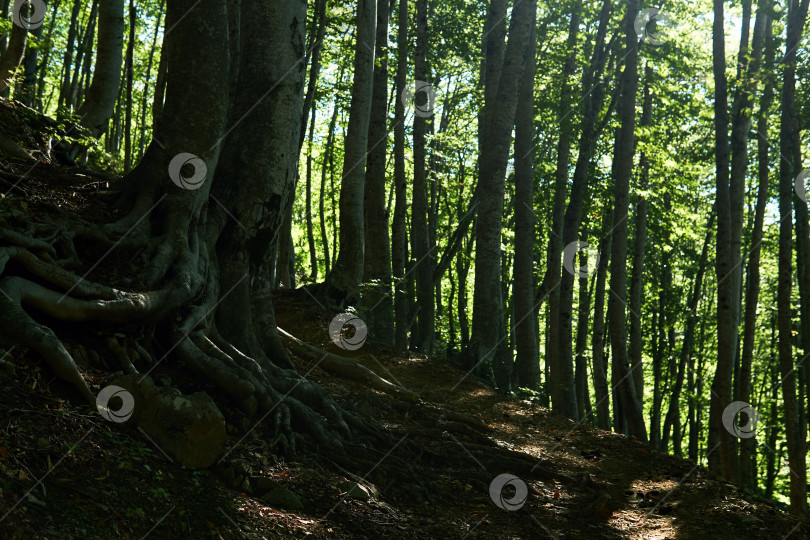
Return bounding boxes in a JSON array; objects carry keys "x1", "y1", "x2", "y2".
[
  {"x1": 250, "y1": 475, "x2": 281, "y2": 495},
  {"x1": 111, "y1": 374, "x2": 226, "y2": 469},
  {"x1": 261, "y1": 487, "x2": 304, "y2": 510},
  {"x1": 740, "y1": 514, "x2": 763, "y2": 525},
  {"x1": 339, "y1": 481, "x2": 374, "y2": 501}
]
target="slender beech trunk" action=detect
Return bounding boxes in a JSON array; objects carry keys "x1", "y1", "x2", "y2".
[
  {"x1": 0, "y1": 10, "x2": 28, "y2": 93},
  {"x1": 58, "y1": 0, "x2": 82, "y2": 108},
  {"x1": 546, "y1": 7, "x2": 580, "y2": 417},
  {"x1": 325, "y1": 0, "x2": 376, "y2": 301},
  {"x1": 513, "y1": 0, "x2": 539, "y2": 390},
  {"x1": 409, "y1": 0, "x2": 434, "y2": 352},
  {"x1": 305, "y1": 104, "x2": 318, "y2": 281},
  {"x1": 574, "y1": 247, "x2": 591, "y2": 418},
  {"x1": 777, "y1": 0, "x2": 809, "y2": 515},
  {"x1": 15, "y1": 0, "x2": 48, "y2": 105},
  {"x1": 592, "y1": 208, "x2": 612, "y2": 429},
  {"x1": 554, "y1": 0, "x2": 612, "y2": 419},
  {"x1": 76, "y1": 0, "x2": 123, "y2": 136},
  {"x1": 392, "y1": 0, "x2": 409, "y2": 348},
  {"x1": 363, "y1": 0, "x2": 394, "y2": 343},
  {"x1": 629, "y1": 64, "x2": 652, "y2": 404},
  {"x1": 664, "y1": 209, "x2": 715, "y2": 456},
  {"x1": 739, "y1": 13, "x2": 773, "y2": 490},
  {"x1": 35, "y1": 2, "x2": 59, "y2": 106},
  {"x1": 471, "y1": 0, "x2": 533, "y2": 389},
  {"x1": 152, "y1": 30, "x2": 167, "y2": 129},
  {"x1": 321, "y1": 78, "x2": 342, "y2": 277},
  {"x1": 123, "y1": 0, "x2": 135, "y2": 171},
  {"x1": 607, "y1": 0, "x2": 646, "y2": 441},
  {"x1": 708, "y1": 0, "x2": 738, "y2": 479},
  {"x1": 138, "y1": 0, "x2": 165, "y2": 158}
]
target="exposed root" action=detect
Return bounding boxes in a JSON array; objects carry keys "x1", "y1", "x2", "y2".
[{"x1": 278, "y1": 327, "x2": 419, "y2": 403}]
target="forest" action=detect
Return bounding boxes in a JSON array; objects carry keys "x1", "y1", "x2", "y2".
[{"x1": 0, "y1": 0, "x2": 809, "y2": 537}]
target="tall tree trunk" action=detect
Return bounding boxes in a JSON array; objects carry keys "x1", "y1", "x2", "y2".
[
  {"x1": 513, "y1": 0, "x2": 539, "y2": 390},
  {"x1": 35, "y1": 1, "x2": 60, "y2": 106},
  {"x1": 739, "y1": 12, "x2": 773, "y2": 490},
  {"x1": 777, "y1": 0, "x2": 810, "y2": 515},
  {"x1": 58, "y1": 0, "x2": 82, "y2": 108},
  {"x1": 471, "y1": 0, "x2": 533, "y2": 389},
  {"x1": 138, "y1": 0, "x2": 165, "y2": 158},
  {"x1": 0, "y1": 17, "x2": 27, "y2": 92},
  {"x1": 324, "y1": 0, "x2": 377, "y2": 302},
  {"x1": 552, "y1": 0, "x2": 612, "y2": 419},
  {"x1": 628, "y1": 64, "x2": 652, "y2": 404},
  {"x1": 663, "y1": 209, "x2": 716, "y2": 455},
  {"x1": 391, "y1": 0, "x2": 409, "y2": 349},
  {"x1": 607, "y1": 0, "x2": 646, "y2": 441},
  {"x1": 123, "y1": 0, "x2": 135, "y2": 171},
  {"x1": 152, "y1": 30, "x2": 167, "y2": 129},
  {"x1": 363, "y1": 0, "x2": 394, "y2": 344},
  {"x1": 321, "y1": 86, "x2": 342, "y2": 277},
  {"x1": 409, "y1": 0, "x2": 434, "y2": 353},
  {"x1": 545, "y1": 6, "x2": 579, "y2": 418},
  {"x1": 574, "y1": 246, "x2": 591, "y2": 418},
  {"x1": 708, "y1": 0, "x2": 738, "y2": 479},
  {"x1": 592, "y1": 208, "x2": 612, "y2": 429},
  {"x1": 75, "y1": 0, "x2": 124, "y2": 136},
  {"x1": 14, "y1": 0, "x2": 48, "y2": 106},
  {"x1": 305, "y1": 103, "x2": 318, "y2": 281}
]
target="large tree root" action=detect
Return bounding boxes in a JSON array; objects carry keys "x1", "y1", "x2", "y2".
[
  {"x1": 0, "y1": 221, "x2": 374, "y2": 462},
  {"x1": 277, "y1": 327, "x2": 419, "y2": 403}
]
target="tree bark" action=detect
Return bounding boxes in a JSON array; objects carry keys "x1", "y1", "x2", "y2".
[
  {"x1": 628, "y1": 64, "x2": 652, "y2": 404},
  {"x1": 777, "y1": 0, "x2": 809, "y2": 514},
  {"x1": 391, "y1": 0, "x2": 409, "y2": 349},
  {"x1": 324, "y1": 0, "x2": 377, "y2": 302},
  {"x1": 363, "y1": 0, "x2": 394, "y2": 344},
  {"x1": 471, "y1": 0, "x2": 533, "y2": 390},
  {"x1": 138, "y1": 0, "x2": 164, "y2": 159},
  {"x1": 592, "y1": 209, "x2": 612, "y2": 429},
  {"x1": 513, "y1": 0, "x2": 539, "y2": 390},
  {"x1": 546, "y1": 6, "x2": 580, "y2": 418},
  {"x1": 0, "y1": 17, "x2": 27, "y2": 92},
  {"x1": 76, "y1": 0, "x2": 124, "y2": 136},
  {"x1": 409, "y1": 0, "x2": 434, "y2": 353},
  {"x1": 123, "y1": 0, "x2": 135, "y2": 171},
  {"x1": 607, "y1": 0, "x2": 646, "y2": 441}
]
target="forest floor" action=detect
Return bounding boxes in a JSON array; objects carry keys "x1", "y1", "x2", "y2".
[{"x1": 0, "y1": 98, "x2": 809, "y2": 539}]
